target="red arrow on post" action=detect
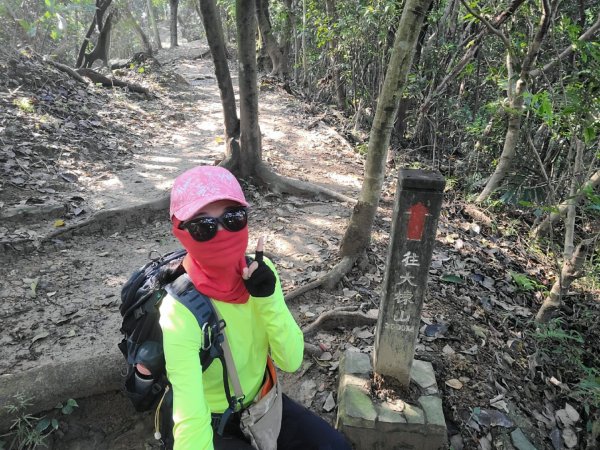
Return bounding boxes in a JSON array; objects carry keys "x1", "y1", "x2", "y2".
[{"x1": 407, "y1": 202, "x2": 428, "y2": 241}]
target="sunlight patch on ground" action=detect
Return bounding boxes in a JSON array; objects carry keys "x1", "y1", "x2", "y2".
[
  {"x1": 304, "y1": 215, "x2": 344, "y2": 229},
  {"x1": 171, "y1": 133, "x2": 196, "y2": 145},
  {"x1": 138, "y1": 163, "x2": 180, "y2": 172},
  {"x1": 97, "y1": 177, "x2": 124, "y2": 191},
  {"x1": 266, "y1": 234, "x2": 298, "y2": 257},
  {"x1": 327, "y1": 172, "x2": 361, "y2": 189},
  {"x1": 143, "y1": 155, "x2": 181, "y2": 164},
  {"x1": 194, "y1": 121, "x2": 220, "y2": 132},
  {"x1": 261, "y1": 126, "x2": 286, "y2": 141}
]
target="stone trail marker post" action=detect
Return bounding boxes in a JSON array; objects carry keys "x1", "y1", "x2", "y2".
[
  {"x1": 336, "y1": 169, "x2": 447, "y2": 450},
  {"x1": 373, "y1": 169, "x2": 445, "y2": 386}
]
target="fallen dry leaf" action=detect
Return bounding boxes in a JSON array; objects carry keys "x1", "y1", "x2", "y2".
[{"x1": 446, "y1": 379, "x2": 463, "y2": 389}]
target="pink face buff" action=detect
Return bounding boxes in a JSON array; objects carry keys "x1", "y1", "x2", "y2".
[{"x1": 172, "y1": 218, "x2": 250, "y2": 304}]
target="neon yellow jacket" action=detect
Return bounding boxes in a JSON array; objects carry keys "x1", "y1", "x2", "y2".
[{"x1": 159, "y1": 258, "x2": 304, "y2": 450}]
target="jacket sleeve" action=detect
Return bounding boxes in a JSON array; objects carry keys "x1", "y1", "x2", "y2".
[
  {"x1": 159, "y1": 295, "x2": 214, "y2": 450},
  {"x1": 252, "y1": 258, "x2": 304, "y2": 372}
]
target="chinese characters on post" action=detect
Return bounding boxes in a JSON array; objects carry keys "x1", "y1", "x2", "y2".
[{"x1": 373, "y1": 170, "x2": 445, "y2": 386}]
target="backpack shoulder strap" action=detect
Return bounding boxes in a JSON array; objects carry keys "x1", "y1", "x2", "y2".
[
  {"x1": 163, "y1": 274, "x2": 245, "y2": 435},
  {"x1": 165, "y1": 274, "x2": 215, "y2": 329}
]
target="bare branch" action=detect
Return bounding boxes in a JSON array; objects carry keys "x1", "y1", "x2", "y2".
[
  {"x1": 521, "y1": 0, "x2": 552, "y2": 76},
  {"x1": 532, "y1": 169, "x2": 600, "y2": 237},
  {"x1": 459, "y1": 0, "x2": 510, "y2": 49},
  {"x1": 530, "y1": 14, "x2": 600, "y2": 78}
]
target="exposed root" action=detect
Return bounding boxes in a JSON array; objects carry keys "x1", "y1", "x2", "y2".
[
  {"x1": 40, "y1": 54, "x2": 151, "y2": 96},
  {"x1": 44, "y1": 195, "x2": 169, "y2": 242},
  {"x1": 285, "y1": 256, "x2": 358, "y2": 301},
  {"x1": 462, "y1": 204, "x2": 493, "y2": 228},
  {"x1": 302, "y1": 306, "x2": 377, "y2": 338},
  {"x1": 322, "y1": 256, "x2": 357, "y2": 290},
  {"x1": 304, "y1": 342, "x2": 322, "y2": 357},
  {"x1": 194, "y1": 49, "x2": 213, "y2": 59},
  {"x1": 44, "y1": 58, "x2": 88, "y2": 84},
  {"x1": 285, "y1": 278, "x2": 326, "y2": 302},
  {"x1": 77, "y1": 68, "x2": 151, "y2": 95},
  {"x1": 255, "y1": 163, "x2": 356, "y2": 204}
]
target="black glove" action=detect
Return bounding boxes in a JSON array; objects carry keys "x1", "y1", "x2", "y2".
[{"x1": 243, "y1": 251, "x2": 276, "y2": 298}]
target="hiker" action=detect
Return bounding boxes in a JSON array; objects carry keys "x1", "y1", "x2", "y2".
[{"x1": 145, "y1": 165, "x2": 351, "y2": 449}]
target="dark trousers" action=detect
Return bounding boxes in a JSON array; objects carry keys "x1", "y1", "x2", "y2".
[{"x1": 214, "y1": 394, "x2": 352, "y2": 450}]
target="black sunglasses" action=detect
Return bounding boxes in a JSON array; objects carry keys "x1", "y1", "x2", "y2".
[{"x1": 178, "y1": 207, "x2": 248, "y2": 242}]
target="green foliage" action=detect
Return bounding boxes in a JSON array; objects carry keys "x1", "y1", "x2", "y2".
[
  {"x1": 573, "y1": 374, "x2": 600, "y2": 410},
  {"x1": 510, "y1": 271, "x2": 547, "y2": 293},
  {"x1": 13, "y1": 97, "x2": 35, "y2": 113},
  {"x1": 354, "y1": 143, "x2": 368, "y2": 155},
  {"x1": 533, "y1": 319, "x2": 584, "y2": 343},
  {"x1": 583, "y1": 185, "x2": 600, "y2": 212},
  {"x1": 55, "y1": 399, "x2": 78, "y2": 416},
  {"x1": 2, "y1": 0, "x2": 96, "y2": 60},
  {"x1": 0, "y1": 394, "x2": 58, "y2": 450},
  {"x1": 531, "y1": 319, "x2": 600, "y2": 412},
  {"x1": 441, "y1": 274, "x2": 466, "y2": 284}
]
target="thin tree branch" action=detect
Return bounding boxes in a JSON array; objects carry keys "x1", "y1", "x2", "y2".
[
  {"x1": 459, "y1": 0, "x2": 510, "y2": 49},
  {"x1": 530, "y1": 14, "x2": 600, "y2": 78}
]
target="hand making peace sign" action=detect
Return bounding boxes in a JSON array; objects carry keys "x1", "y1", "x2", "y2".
[{"x1": 242, "y1": 236, "x2": 276, "y2": 298}]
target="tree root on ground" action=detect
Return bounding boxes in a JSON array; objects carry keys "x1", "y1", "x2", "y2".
[
  {"x1": 462, "y1": 204, "x2": 493, "y2": 228},
  {"x1": 302, "y1": 305, "x2": 377, "y2": 338},
  {"x1": 304, "y1": 342, "x2": 322, "y2": 357},
  {"x1": 43, "y1": 195, "x2": 170, "y2": 242},
  {"x1": 42, "y1": 56, "x2": 151, "y2": 95},
  {"x1": 44, "y1": 58, "x2": 88, "y2": 84},
  {"x1": 77, "y1": 68, "x2": 150, "y2": 95},
  {"x1": 285, "y1": 256, "x2": 357, "y2": 301},
  {"x1": 194, "y1": 49, "x2": 213, "y2": 59},
  {"x1": 254, "y1": 162, "x2": 356, "y2": 204}
]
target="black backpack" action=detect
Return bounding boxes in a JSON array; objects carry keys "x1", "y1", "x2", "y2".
[{"x1": 118, "y1": 249, "x2": 242, "y2": 441}]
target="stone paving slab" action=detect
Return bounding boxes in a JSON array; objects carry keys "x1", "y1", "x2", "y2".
[{"x1": 336, "y1": 350, "x2": 447, "y2": 450}]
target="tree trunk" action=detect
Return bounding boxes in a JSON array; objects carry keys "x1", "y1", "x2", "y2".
[
  {"x1": 536, "y1": 239, "x2": 596, "y2": 323},
  {"x1": 76, "y1": 0, "x2": 113, "y2": 68},
  {"x1": 301, "y1": 0, "x2": 308, "y2": 85},
  {"x1": 169, "y1": 0, "x2": 179, "y2": 47},
  {"x1": 339, "y1": 0, "x2": 433, "y2": 258},
  {"x1": 281, "y1": 0, "x2": 294, "y2": 73},
  {"x1": 76, "y1": 15, "x2": 98, "y2": 68},
  {"x1": 564, "y1": 139, "x2": 584, "y2": 259},
  {"x1": 81, "y1": 9, "x2": 115, "y2": 68},
  {"x1": 237, "y1": 0, "x2": 262, "y2": 176},
  {"x1": 533, "y1": 169, "x2": 600, "y2": 237},
  {"x1": 325, "y1": 0, "x2": 345, "y2": 110},
  {"x1": 476, "y1": 0, "x2": 553, "y2": 203},
  {"x1": 476, "y1": 73, "x2": 526, "y2": 202},
  {"x1": 146, "y1": 0, "x2": 162, "y2": 50},
  {"x1": 123, "y1": 5, "x2": 153, "y2": 55},
  {"x1": 255, "y1": 0, "x2": 288, "y2": 78},
  {"x1": 197, "y1": 0, "x2": 240, "y2": 162}
]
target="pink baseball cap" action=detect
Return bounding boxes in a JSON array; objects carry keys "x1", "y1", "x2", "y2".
[{"x1": 170, "y1": 166, "x2": 249, "y2": 221}]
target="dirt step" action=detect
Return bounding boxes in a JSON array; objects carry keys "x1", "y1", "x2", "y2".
[{"x1": 6, "y1": 391, "x2": 158, "y2": 450}]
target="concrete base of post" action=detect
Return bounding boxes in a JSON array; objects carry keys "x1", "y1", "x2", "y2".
[{"x1": 336, "y1": 350, "x2": 447, "y2": 449}]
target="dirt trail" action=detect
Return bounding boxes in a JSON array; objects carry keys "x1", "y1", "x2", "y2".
[
  {"x1": 0, "y1": 40, "x2": 362, "y2": 376},
  {"x1": 0, "y1": 40, "x2": 367, "y2": 448}
]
